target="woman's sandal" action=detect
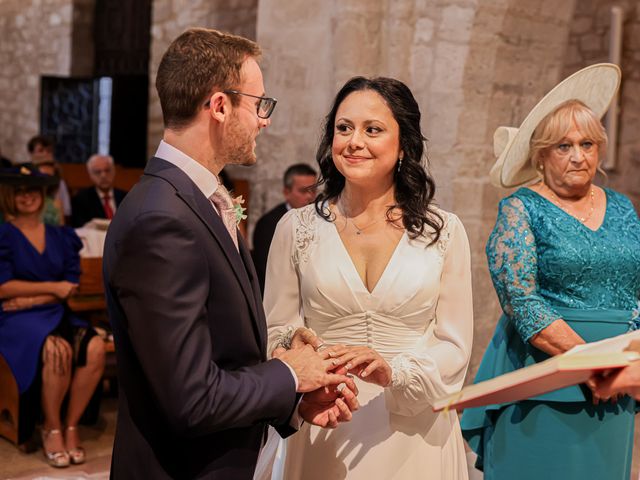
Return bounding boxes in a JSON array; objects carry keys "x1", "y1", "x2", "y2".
[
  {"x1": 65, "y1": 425, "x2": 86, "y2": 465},
  {"x1": 41, "y1": 429, "x2": 70, "y2": 468}
]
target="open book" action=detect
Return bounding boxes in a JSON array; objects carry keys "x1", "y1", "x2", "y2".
[{"x1": 432, "y1": 329, "x2": 640, "y2": 412}]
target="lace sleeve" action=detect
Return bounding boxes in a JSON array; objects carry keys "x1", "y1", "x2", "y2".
[
  {"x1": 264, "y1": 209, "x2": 309, "y2": 356},
  {"x1": 487, "y1": 196, "x2": 560, "y2": 342}
]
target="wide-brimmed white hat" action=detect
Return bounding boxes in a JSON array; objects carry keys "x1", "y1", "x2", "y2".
[{"x1": 489, "y1": 63, "x2": 621, "y2": 188}]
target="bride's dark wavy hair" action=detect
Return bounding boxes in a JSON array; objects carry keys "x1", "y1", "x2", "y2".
[{"x1": 314, "y1": 76, "x2": 443, "y2": 243}]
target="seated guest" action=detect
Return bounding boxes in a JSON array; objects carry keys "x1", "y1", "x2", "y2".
[
  {"x1": 27, "y1": 135, "x2": 71, "y2": 223},
  {"x1": 0, "y1": 166, "x2": 105, "y2": 468},
  {"x1": 252, "y1": 163, "x2": 317, "y2": 293},
  {"x1": 31, "y1": 160, "x2": 64, "y2": 226},
  {"x1": 71, "y1": 154, "x2": 126, "y2": 227}
]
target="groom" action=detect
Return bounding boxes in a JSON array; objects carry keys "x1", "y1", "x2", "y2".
[{"x1": 104, "y1": 28, "x2": 356, "y2": 479}]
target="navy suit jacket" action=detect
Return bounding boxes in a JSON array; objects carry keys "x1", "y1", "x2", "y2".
[
  {"x1": 251, "y1": 202, "x2": 288, "y2": 295},
  {"x1": 71, "y1": 186, "x2": 127, "y2": 227},
  {"x1": 104, "y1": 157, "x2": 297, "y2": 479}
]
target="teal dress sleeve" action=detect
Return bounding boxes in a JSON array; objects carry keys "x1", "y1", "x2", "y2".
[{"x1": 487, "y1": 196, "x2": 560, "y2": 342}]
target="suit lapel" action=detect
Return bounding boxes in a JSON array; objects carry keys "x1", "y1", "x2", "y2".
[
  {"x1": 238, "y1": 234, "x2": 267, "y2": 353},
  {"x1": 144, "y1": 158, "x2": 263, "y2": 347}
]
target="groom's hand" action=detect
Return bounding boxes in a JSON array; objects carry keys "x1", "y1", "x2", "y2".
[
  {"x1": 299, "y1": 376, "x2": 359, "y2": 428},
  {"x1": 275, "y1": 345, "x2": 349, "y2": 392}
]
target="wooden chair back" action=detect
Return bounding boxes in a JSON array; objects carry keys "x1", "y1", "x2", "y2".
[{"x1": 67, "y1": 257, "x2": 106, "y2": 312}]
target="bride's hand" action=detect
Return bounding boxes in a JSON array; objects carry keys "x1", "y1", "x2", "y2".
[
  {"x1": 291, "y1": 327, "x2": 324, "y2": 350},
  {"x1": 331, "y1": 346, "x2": 392, "y2": 387},
  {"x1": 271, "y1": 327, "x2": 324, "y2": 358}
]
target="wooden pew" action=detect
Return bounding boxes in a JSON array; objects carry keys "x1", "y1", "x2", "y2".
[
  {"x1": 67, "y1": 257, "x2": 106, "y2": 313},
  {"x1": 0, "y1": 354, "x2": 19, "y2": 445},
  {"x1": 60, "y1": 163, "x2": 144, "y2": 197}
]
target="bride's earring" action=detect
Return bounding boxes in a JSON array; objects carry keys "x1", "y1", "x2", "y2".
[{"x1": 397, "y1": 156, "x2": 403, "y2": 172}]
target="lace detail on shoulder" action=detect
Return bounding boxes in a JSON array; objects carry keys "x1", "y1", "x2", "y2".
[
  {"x1": 292, "y1": 205, "x2": 319, "y2": 267},
  {"x1": 435, "y1": 211, "x2": 454, "y2": 256}
]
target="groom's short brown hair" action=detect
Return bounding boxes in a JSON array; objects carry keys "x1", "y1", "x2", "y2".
[{"x1": 156, "y1": 28, "x2": 261, "y2": 130}]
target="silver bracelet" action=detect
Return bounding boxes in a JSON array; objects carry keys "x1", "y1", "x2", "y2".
[{"x1": 274, "y1": 326, "x2": 295, "y2": 350}]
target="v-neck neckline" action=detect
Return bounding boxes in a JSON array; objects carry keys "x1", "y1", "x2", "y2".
[
  {"x1": 524, "y1": 187, "x2": 609, "y2": 233},
  {"x1": 328, "y1": 219, "x2": 406, "y2": 296},
  {"x1": 9, "y1": 222, "x2": 47, "y2": 255}
]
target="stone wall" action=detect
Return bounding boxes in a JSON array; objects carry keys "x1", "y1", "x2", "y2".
[
  {"x1": 563, "y1": 0, "x2": 640, "y2": 209},
  {"x1": 0, "y1": 0, "x2": 75, "y2": 164}
]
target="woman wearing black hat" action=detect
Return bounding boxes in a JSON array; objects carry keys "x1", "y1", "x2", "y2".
[{"x1": 0, "y1": 166, "x2": 105, "y2": 468}]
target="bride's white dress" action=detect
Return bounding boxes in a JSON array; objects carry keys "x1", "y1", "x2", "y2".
[{"x1": 264, "y1": 204, "x2": 473, "y2": 480}]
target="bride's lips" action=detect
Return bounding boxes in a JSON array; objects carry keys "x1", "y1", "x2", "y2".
[{"x1": 343, "y1": 155, "x2": 372, "y2": 164}]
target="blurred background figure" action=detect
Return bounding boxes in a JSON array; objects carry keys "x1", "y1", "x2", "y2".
[
  {"x1": 0, "y1": 166, "x2": 105, "y2": 468},
  {"x1": 27, "y1": 135, "x2": 71, "y2": 224},
  {"x1": 71, "y1": 154, "x2": 126, "y2": 228},
  {"x1": 252, "y1": 163, "x2": 317, "y2": 294}
]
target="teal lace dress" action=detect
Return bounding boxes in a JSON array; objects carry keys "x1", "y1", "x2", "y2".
[{"x1": 461, "y1": 187, "x2": 640, "y2": 480}]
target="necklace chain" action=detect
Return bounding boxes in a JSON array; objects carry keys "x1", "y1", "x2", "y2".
[
  {"x1": 350, "y1": 217, "x2": 381, "y2": 235},
  {"x1": 547, "y1": 186, "x2": 595, "y2": 224},
  {"x1": 337, "y1": 201, "x2": 385, "y2": 235}
]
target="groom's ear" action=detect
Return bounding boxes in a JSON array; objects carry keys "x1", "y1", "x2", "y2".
[{"x1": 208, "y1": 92, "x2": 228, "y2": 124}]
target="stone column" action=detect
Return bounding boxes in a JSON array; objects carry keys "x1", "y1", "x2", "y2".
[{"x1": 0, "y1": 0, "x2": 74, "y2": 163}]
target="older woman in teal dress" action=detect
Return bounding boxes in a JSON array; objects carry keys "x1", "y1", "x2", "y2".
[{"x1": 461, "y1": 64, "x2": 640, "y2": 480}]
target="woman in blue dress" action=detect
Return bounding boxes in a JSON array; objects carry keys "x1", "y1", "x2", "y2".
[
  {"x1": 461, "y1": 64, "x2": 640, "y2": 479},
  {"x1": 0, "y1": 166, "x2": 105, "y2": 468}
]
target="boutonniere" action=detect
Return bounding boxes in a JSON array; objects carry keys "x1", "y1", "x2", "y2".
[{"x1": 232, "y1": 195, "x2": 247, "y2": 225}]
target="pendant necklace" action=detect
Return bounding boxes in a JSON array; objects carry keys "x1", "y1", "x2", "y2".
[
  {"x1": 338, "y1": 201, "x2": 383, "y2": 235},
  {"x1": 350, "y1": 217, "x2": 382, "y2": 235},
  {"x1": 547, "y1": 186, "x2": 595, "y2": 224}
]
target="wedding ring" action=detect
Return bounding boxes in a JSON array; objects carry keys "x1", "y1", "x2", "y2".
[{"x1": 315, "y1": 343, "x2": 328, "y2": 352}]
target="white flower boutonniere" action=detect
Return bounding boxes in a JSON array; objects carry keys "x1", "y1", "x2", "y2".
[{"x1": 232, "y1": 195, "x2": 247, "y2": 226}]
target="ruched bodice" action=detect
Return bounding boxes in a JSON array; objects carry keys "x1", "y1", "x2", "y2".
[
  {"x1": 264, "y1": 204, "x2": 473, "y2": 479},
  {"x1": 299, "y1": 224, "x2": 446, "y2": 360}
]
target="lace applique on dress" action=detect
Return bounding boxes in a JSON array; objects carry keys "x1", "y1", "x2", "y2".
[
  {"x1": 292, "y1": 205, "x2": 319, "y2": 267},
  {"x1": 390, "y1": 355, "x2": 412, "y2": 389},
  {"x1": 435, "y1": 212, "x2": 453, "y2": 257}
]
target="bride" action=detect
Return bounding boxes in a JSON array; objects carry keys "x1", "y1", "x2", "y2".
[{"x1": 264, "y1": 76, "x2": 473, "y2": 479}]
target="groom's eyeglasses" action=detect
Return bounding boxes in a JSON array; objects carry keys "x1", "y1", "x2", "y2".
[{"x1": 204, "y1": 91, "x2": 278, "y2": 119}]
